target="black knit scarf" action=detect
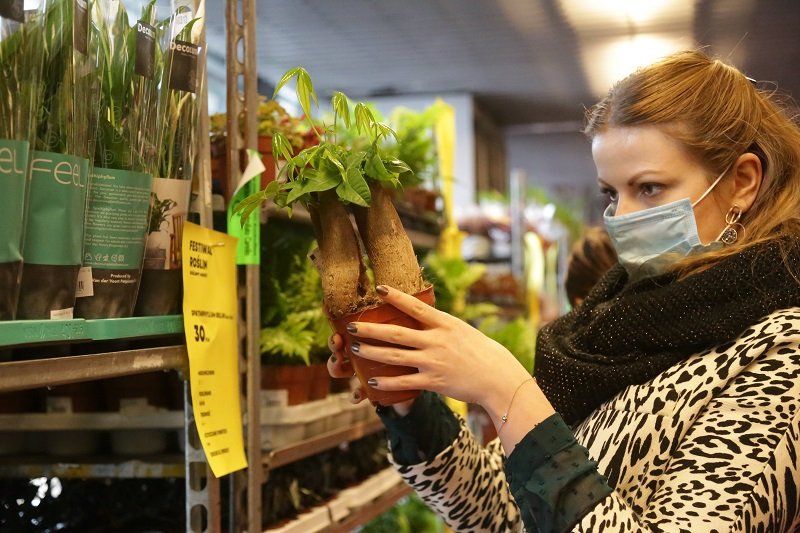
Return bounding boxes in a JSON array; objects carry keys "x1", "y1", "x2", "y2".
[{"x1": 535, "y1": 239, "x2": 800, "y2": 424}]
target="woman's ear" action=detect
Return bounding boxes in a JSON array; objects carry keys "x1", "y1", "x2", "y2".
[{"x1": 730, "y1": 152, "x2": 762, "y2": 213}]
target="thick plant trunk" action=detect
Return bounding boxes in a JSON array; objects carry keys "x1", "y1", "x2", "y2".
[
  {"x1": 309, "y1": 191, "x2": 372, "y2": 319},
  {"x1": 353, "y1": 183, "x2": 425, "y2": 296}
]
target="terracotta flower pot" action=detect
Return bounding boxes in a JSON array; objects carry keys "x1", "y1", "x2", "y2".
[
  {"x1": 261, "y1": 364, "x2": 314, "y2": 405},
  {"x1": 309, "y1": 362, "x2": 331, "y2": 401},
  {"x1": 329, "y1": 285, "x2": 435, "y2": 406}
]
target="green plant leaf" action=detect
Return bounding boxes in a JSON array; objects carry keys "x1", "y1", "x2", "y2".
[
  {"x1": 339, "y1": 160, "x2": 371, "y2": 206},
  {"x1": 375, "y1": 121, "x2": 397, "y2": 141},
  {"x1": 322, "y1": 147, "x2": 346, "y2": 177},
  {"x1": 304, "y1": 169, "x2": 340, "y2": 194},
  {"x1": 331, "y1": 91, "x2": 351, "y2": 129},
  {"x1": 336, "y1": 181, "x2": 365, "y2": 206},
  {"x1": 272, "y1": 67, "x2": 318, "y2": 126},
  {"x1": 384, "y1": 159, "x2": 412, "y2": 174},
  {"x1": 234, "y1": 180, "x2": 281, "y2": 223},
  {"x1": 365, "y1": 152, "x2": 393, "y2": 182},
  {"x1": 272, "y1": 132, "x2": 294, "y2": 162},
  {"x1": 354, "y1": 102, "x2": 375, "y2": 136},
  {"x1": 295, "y1": 68, "x2": 318, "y2": 120},
  {"x1": 273, "y1": 66, "x2": 303, "y2": 97}
]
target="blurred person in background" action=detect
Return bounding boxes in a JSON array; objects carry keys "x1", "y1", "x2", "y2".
[{"x1": 564, "y1": 225, "x2": 617, "y2": 308}]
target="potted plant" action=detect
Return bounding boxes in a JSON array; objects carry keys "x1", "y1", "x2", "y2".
[
  {"x1": 142, "y1": 193, "x2": 177, "y2": 269},
  {"x1": 209, "y1": 96, "x2": 309, "y2": 197},
  {"x1": 238, "y1": 68, "x2": 431, "y2": 405},
  {"x1": 0, "y1": 4, "x2": 45, "y2": 320},
  {"x1": 134, "y1": 10, "x2": 202, "y2": 316},
  {"x1": 385, "y1": 103, "x2": 444, "y2": 214},
  {"x1": 259, "y1": 224, "x2": 331, "y2": 405},
  {"x1": 16, "y1": 0, "x2": 96, "y2": 320},
  {"x1": 74, "y1": 0, "x2": 160, "y2": 319}
]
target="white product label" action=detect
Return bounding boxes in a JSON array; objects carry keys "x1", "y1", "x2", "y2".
[
  {"x1": 260, "y1": 389, "x2": 288, "y2": 408},
  {"x1": 172, "y1": 11, "x2": 191, "y2": 36},
  {"x1": 119, "y1": 397, "x2": 154, "y2": 413},
  {"x1": 46, "y1": 396, "x2": 73, "y2": 414},
  {"x1": 50, "y1": 307, "x2": 73, "y2": 320},
  {"x1": 75, "y1": 266, "x2": 94, "y2": 297}
]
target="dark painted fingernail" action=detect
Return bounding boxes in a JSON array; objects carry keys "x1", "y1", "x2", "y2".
[
  {"x1": 346, "y1": 323, "x2": 357, "y2": 333},
  {"x1": 330, "y1": 354, "x2": 337, "y2": 363},
  {"x1": 351, "y1": 342, "x2": 360, "y2": 353},
  {"x1": 376, "y1": 285, "x2": 389, "y2": 296},
  {"x1": 367, "y1": 378, "x2": 378, "y2": 387},
  {"x1": 352, "y1": 389, "x2": 361, "y2": 400}
]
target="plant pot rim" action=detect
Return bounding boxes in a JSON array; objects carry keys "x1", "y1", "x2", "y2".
[
  {"x1": 326, "y1": 284, "x2": 435, "y2": 406},
  {"x1": 325, "y1": 283, "x2": 434, "y2": 322}
]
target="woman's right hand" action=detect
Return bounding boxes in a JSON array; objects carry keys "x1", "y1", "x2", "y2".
[{"x1": 327, "y1": 333, "x2": 414, "y2": 415}]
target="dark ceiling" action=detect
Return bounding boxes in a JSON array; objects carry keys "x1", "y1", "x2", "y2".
[{"x1": 205, "y1": 0, "x2": 800, "y2": 128}]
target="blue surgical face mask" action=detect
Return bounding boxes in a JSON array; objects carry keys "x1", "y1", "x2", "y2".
[{"x1": 603, "y1": 169, "x2": 727, "y2": 280}]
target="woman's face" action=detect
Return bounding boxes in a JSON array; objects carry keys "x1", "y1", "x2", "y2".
[{"x1": 592, "y1": 125, "x2": 730, "y2": 245}]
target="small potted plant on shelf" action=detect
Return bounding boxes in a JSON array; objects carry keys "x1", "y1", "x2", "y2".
[
  {"x1": 238, "y1": 67, "x2": 432, "y2": 405},
  {"x1": 209, "y1": 96, "x2": 310, "y2": 196},
  {"x1": 259, "y1": 225, "x2": 331, "y2": 405},
  {"x1": 385, "y1": 103, "x2": 444, "y2": 215}
]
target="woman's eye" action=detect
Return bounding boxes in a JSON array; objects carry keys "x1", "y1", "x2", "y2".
[
  {"x1": 639, "y1": 183, "x2": 663, "y2": 197},
  {"x1": 600, "y1": 187, "x2": 618, "y2": 203}
]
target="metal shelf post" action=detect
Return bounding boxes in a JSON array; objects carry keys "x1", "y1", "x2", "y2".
[{"x1": 226, "y1": 0, "x2": 261, "y2": 529}]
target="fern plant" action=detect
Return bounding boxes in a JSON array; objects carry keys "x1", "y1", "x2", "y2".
[{"x1": 260, "y1": 228, "x2": 331, "y2": 365}]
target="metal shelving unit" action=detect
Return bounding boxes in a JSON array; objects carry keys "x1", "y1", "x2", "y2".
[
  {"x1": 0, "y1": 345, "x2": 187, "y2": 392},
  {"x1": 221, "y1": 2, "x2": 443, "y2": 530},
  {"x1": 265, "y1": 419, "x2": 384, "y2": 471},
  {"x1": 0, "y1": 340, "x2": 213, "y2": 530},
  {"x1": 0, "y1": 0, "x2": 220, "y2": 527}
]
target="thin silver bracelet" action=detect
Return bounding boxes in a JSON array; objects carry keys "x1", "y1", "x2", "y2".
[{"x1": 497, "y1": 377, "x2": 535, "y2": 437}]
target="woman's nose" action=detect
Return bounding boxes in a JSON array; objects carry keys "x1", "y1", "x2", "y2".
[{"x1": 613, "y1": 197, "x2": 636, "y2": 217}]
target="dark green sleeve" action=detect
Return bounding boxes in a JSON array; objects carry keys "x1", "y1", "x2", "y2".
[
  {"x1": 505, "y1": 413, "x2": 612, "y2": 532},
  {"x1": 376, "y1": 391, "x2": 460, "y2": 465}
]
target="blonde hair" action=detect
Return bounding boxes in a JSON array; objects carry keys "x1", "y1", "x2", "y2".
[{"x1": 584, "y1": 50, "x2": 800, "y2": 278}]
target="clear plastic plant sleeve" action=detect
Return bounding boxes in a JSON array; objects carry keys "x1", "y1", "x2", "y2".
[
  {"x1": 0, "y1": 0, "x2": 45, "y2": 320},
  {"x1": 17, "y1": 0, "x2": 101, "y2": 320},
  {"x1": 74, "y1": 0, "x2": 161, "y2": 318},
  {"x1": 135, "y1": 0, "x2": 202, "y2": 316}
]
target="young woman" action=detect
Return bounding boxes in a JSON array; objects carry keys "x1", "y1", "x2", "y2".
[{"x1": 328, "y1": 50, "x2": 800, "y2": 532}]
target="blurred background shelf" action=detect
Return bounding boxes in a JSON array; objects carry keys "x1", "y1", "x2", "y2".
[
  {"x1": 0, "y1": 455, "x2": 184, "y2": 479},
  {"x1": 0, "y1": 411, "x2": 184, "y2": 430},
  {"x1": 0, "y1": 345, "x2": 188, "y2": 393}
]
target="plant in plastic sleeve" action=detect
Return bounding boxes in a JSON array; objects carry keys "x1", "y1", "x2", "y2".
[{"x1": 0, "y1": 0, "x2": 46, "y2": 319}]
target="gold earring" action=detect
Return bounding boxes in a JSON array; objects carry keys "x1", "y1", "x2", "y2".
[{"x1": 719, "y1": 205, "x2": 744, "y2": 244}]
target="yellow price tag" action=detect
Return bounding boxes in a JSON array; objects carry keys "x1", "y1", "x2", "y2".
[{"x1": 182, "y1": 222, "x2": 247, "y2": 477}]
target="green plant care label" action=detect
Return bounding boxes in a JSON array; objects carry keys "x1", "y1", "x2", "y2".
[
  {"x1": 0, "y1": 139, "x2": 28, "y2": 263},
  {"x1": 227, "y1": 151, "x2": 262, "y2": 266},
  {"x1": 24, "y1": 151, "x2": 89, "y2": 265},
  {"x1": 83, "y1": 167, "x2": 152, "y2": 269}
]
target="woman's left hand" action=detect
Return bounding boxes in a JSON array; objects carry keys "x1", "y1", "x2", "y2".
[{"x1": 349, "y1": 285, "x2": 532, "y2": 417}]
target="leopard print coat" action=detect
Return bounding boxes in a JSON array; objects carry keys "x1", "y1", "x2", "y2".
[{"x1": 390, "y1": 308, "x2": 800, "y2": 532}]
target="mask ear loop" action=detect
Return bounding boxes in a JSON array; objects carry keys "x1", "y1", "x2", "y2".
[
  {"x1": 718, "y1": 205, "x2": 745, "y2": 244},
  {"x1": 691, "y1": 166, "x2": 730, "y2": 208}
]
